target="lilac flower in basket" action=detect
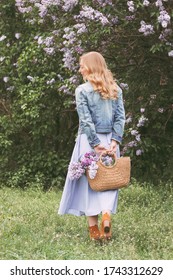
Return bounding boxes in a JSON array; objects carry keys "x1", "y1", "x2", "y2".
[
  {"x1": 101, "y1": 154, "x2": 115, "y2": 166},
  {"x1": 68, "y1": 151, "x2": 115, "y2": 180},
  {"x1": 68, "y1": 161, "x2": 85, "y2": 180}
]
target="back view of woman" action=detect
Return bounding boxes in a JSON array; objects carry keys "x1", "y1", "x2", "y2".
[{"x1": 58, "y1": 51, "x2": 125, "y2": 241}]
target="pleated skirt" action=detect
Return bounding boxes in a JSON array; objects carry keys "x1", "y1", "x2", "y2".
[{"x1": 58, "y1": 133, "x2": 119, "y2": 216}]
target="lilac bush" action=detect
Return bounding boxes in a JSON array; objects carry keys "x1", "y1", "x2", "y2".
[{"x1": 0, "y1": 0, "x2": 173, "y2": 184}]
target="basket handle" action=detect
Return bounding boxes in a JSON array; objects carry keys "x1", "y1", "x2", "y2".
[{"x1": 99, "y1": 150, "x2": 117, "y2": 168}]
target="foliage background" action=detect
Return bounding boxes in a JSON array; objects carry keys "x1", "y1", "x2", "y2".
[{"x1": 0, "y1": 0, "x2": 173, "y2": 188}]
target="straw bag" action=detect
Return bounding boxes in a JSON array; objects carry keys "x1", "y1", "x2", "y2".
[{"x1": 86, "y1": 150, "x2": 131, "y2": 192}]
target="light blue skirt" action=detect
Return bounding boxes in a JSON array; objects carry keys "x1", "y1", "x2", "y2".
[{"x1": 58, "y1": 133, "x2": 119, "y2": 216}]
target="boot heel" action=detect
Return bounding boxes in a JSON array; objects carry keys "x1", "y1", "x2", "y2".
[{"x1": 101, "y1": 213, "x2": 112, "y2": 240}]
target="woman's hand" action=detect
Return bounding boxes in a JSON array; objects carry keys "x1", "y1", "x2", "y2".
[
  {"x1": 109, "y1": 139, "x2": 118, "y2": 153},
  {"x1": 94, "y1": 144, "x2": 106, "y2": 154}
]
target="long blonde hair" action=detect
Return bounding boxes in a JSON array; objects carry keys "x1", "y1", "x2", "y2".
[{"x1": 80, "y1": 51, "x2": 118, "y2": 99}]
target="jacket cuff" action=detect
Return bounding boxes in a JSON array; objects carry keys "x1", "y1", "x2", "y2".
[
  {"x1": 111, "y1": 133, "x2": 122, "y2": 144},
  {"x1": 91, "y1": 140, "x2": 101, "y2": 148}
]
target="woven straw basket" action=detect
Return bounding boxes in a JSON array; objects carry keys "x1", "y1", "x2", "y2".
[{"x1": 86, "y1": 151, "x2": 131, "y2": 192}]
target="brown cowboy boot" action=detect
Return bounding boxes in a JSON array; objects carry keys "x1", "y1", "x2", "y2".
[
  {"x1": 88, "y1": 225, "x2": 100, "y2": 240},
  {"x1": 100, "y1": 212, "x2": 112, "y2": 240}
]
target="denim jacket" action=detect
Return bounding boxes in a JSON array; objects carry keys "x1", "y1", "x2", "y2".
[{"x1": 75, "y1": 81, "x2": 125, "y2": 148}]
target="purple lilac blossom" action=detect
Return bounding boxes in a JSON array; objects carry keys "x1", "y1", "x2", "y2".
[
  {"x1": 69, "y1": 75, "x2": 78, "y2": 84},
  {"x1": 88, "y1": 162, "x2": 98, "y2": 179},
  {"x1": 136, "y1": 149, "x2": 143, "y2": 156},
  {"x1": 125, "y1": 116, "x2": 132, "y2": 124},
  {"x1": 59, "y1": 85, "x2": 71, "y2": 95},
  {"x1": 155, "y1": 0, "x2": 163, "y2": 9},
  {"x1": 139, "y1": 21, "x2": 154, "y2": 36},
  {"x1": 35, "y1": 4, "x2": 47, "y2": 18},
  {"x1": 135, "y1": 134, "x2": 141, "y2": 142},
  {"x1": 125, "y1": 15, "x2": 135, "y2": 21},
  {"x1": 101, "y1": 155, "x2": 114, "y2": 166},
  {"x1": 131, "y1": 130, "x2": 138, "y2": 136},
  {"x1": 127, "y1": 1, "x2": 135, "y2": 13},
  {"x1": 128, "y1": 141, "x2": 138, "y2": 147},
  {"x1": 75, "y1": 6, "x2": 110, "y2": 26},
  {"x1": 43, "y1": 47, "x2": 55, "y2": 55},
  {"x1": 63, "y1": 30, "x2": 76, "y2": 45},
  {"x1": 44, "y1": 36, "x2": 54, "y2": 47},
  {"x1": 74, "y1": 45, "x2": 84, "y2": 54},
  {"x1": 159, "y1": 28, "x2": 172, "y2": 41},
  {"x1": 61, "y1": 48, "x2": 77, "y2": 71},
  {"x1": 143, "y1": 0, "x2": 150, "y2": 6},
  {"x1": 74, "y1": 23, "x2": 87, "y2": 34},
  {"x1": 62, "y1": 0, "x2": 79, "y2": 12},
  {"x1": 137, "y1": 115, "x2": 148, "y2": 127},
  {"x1": 158, "y1": 10, "x2": 171, "y2": 28},
  {"x1": 94, "y1": 0, "x2": 113, "y2": 6},
  {"x1": 119, "y1": 83, "x2": 129, "y2": 90},
  {"x1": 111, "y1": 17, "x2": 119, "y2": 25},
  {"x1": 68, "y1": 161, "x2": 85, "y2": 180}
]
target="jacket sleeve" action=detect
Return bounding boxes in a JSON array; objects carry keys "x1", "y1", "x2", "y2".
[
  {"x1": 75, "y1": 86, "x2": 101, "y2": 148},
  {"x1": 111, "y1": 87, "x2": 126, "y2": 144}
]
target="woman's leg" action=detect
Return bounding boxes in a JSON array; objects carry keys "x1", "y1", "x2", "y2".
[{"x1": 87, "y1": 215, "x2": 98, "y2": 226}]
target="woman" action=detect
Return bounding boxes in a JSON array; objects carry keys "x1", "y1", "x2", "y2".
[{"x1": 58, "y1": 51, "x2": 125, "y2": 241}]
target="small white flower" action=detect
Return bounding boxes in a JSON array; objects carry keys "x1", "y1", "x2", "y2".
[
  {"x1": 3, "y1": 76, "x2": 9, "y2": 83},
  {"x1": 0, "y1": 56, "x2": 5, "y2": 62},
  {"x1": 168, "y1": 50, "x2": 173, "y2": 57},
  {"x1": 158, "y1": 108, "x2": 164, "y2": 113},
  {"x1": 0, "y1": 35, "x2": 7, "y2": 41},
  {"x1": 15, "y1": 33, "x2": 21, "y2": 39},
  {"x1": 27, "y1": 75, "x2": 35, "y2": 82}
]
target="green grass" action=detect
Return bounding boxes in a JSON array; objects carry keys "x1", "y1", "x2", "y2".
[{"x1": 0, "y1": 180, "x2": 173, "y2": 260}]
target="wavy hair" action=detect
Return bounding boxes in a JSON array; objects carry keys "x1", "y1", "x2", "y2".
[{"x1": 80, "y1": 52, "x2": 118, "y2": 99}]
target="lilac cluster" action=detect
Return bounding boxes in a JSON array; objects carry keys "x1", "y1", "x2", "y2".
[
  {"x1": 80, "y1": 152, "x2": 99, "y2": 169},
  {"x1": 143, "y1": 0, "x2": 150, "y2": 7},
  {"x1": 68, "y1": 162, "x2": 85, "y2": 180},
  {"x1": 61, "y1": 27, "x2": 79, "y2": 71},
  {"x1": 159, "y1": 28, "x2": 172, "y2": 42},
  {"x1": 136, "y1": 149, "x2": 143, "y2": 156},
  {"x1": 88, "y1": 162, "x2": 98, "y2": 179},
  {"x1": 101, "y1": 154, "x2": 115, "y2": 166},
  {"x1": 139, "y1": 21, "x2": 155, "y2": 36},
  {"x1": 94, "y1": 0, "x2": 113, "y2": 7},
  {"x1": 158, "y1": 10, "x2": 171, "y2": 28},
  {"x1": 75, "y1": 5, "x2": 110, "y2": 26},
  {"x1": 62, "y1": 0, "x2": 79, "y2": 12},
  {"x1": 119, "y1": 83, "x2": 129, "y2": 90},
  {"x1": 127, "y1": 1, "x2": 135, "y2": 13},
  {"x1": 137, "y1": 115, "x2": 148, "y2": 127},
  {"x1": 69, "y1": 151, "x2": 99, "y2": 180}
]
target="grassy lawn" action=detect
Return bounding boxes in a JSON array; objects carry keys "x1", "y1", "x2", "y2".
[{"x1": 0, "y1": 180, "x2": 173, "y2": 260}]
